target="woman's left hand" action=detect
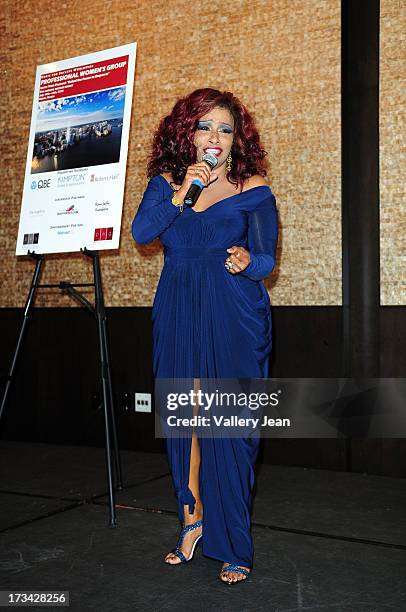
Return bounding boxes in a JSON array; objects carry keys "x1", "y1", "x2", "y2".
[{"x1": 225, "y1": 246, "x2": 251, "y2": 274}]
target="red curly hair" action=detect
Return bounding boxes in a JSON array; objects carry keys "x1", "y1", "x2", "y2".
[{"x1": 147, "y1": 88, "x2": 267, "y2": 187}]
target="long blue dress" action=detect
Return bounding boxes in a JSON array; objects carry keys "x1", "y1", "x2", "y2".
[{"x1": 132, "y1": 174, "x2": 278, "y2": 568}]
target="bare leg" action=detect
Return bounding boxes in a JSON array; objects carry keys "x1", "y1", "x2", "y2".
[{"x1": 165, "y1": 379, "x2": 203, "y2": 563}]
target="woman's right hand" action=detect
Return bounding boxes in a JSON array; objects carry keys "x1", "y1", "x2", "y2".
[{"x1": 175, "y1": 162, "x2": 214, "y2": 201}]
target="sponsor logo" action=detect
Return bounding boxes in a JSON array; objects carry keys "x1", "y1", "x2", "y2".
[
  {"x1": 94, "y1": 200, "x2": 111, "y2": 212},
  {"x1": 57, "y1": 173, "x2": 86, "y2": 187},
  {"x1": 94, "y1": 227, "x2": 113, "y2": 241},
  {"x1": 23, "y1": 233, "x2": 39, "y2": 245},
  {"x1": 90, "y1": 172, "x2": 119, "y2": 183},
  {"x1": 57, "y1": 204, "x2": 78, "y2": 215},
  {"x1": 31, "y1": 179, "x2": 51, "y2": 190},
  {"x1": 49, "y1": 223, "x2": 83, "y2": 232},
  {"x1": 29, "y1": 209, "x2": 46, "y2": 216}
]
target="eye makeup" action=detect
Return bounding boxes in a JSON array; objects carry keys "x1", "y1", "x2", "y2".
[
  {"x1": 196, "y1": 120, "x2": 233, "y2": 133},
  {"x1": 196, "y1": 121, "x2": 211, "y2": 130},
  {"x1": 219, "y1": 123, "x2": 233, "y2": 134}
]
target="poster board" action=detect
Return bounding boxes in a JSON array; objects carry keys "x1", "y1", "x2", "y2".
[{"x1": 16, "y1": 43, "x2": 137, "y2": 255}]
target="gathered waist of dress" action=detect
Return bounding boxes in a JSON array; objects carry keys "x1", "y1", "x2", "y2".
[{"x1": 164, "y1": 246, "x2": 228, "y2": 260}]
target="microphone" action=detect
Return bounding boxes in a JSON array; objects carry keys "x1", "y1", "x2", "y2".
[{"x1": 183, "y1": 152, "x2": 218, "y2": 207}]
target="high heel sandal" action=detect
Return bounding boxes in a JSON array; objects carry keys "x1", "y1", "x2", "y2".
[
  {"x1": 219, "y1": 563, "x2": 251, "y2": 585},
  {"x1": 165, "y1": 519, "x2": 203, "y2": 564}
]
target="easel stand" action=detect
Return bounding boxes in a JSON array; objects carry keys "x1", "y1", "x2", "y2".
[{"x1": 0, "y1": 248, "x2": 122, "y2": 527}]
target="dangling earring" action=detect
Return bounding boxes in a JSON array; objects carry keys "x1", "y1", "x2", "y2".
[{"x1": 226, "y1": 152, "x2": 233, "y2": 172}]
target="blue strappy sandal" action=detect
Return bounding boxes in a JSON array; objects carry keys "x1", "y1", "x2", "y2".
[
  {"x1": 219, "y1": 563, "x2": 251, "y2": 584},
  {"x1": 165, "y1": 519, "x2": 203, "y2": 564}
]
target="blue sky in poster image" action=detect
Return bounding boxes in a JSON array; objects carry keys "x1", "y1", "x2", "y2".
[{"x1": 36, "y1": 87, "x2": 126, "y2": 133}]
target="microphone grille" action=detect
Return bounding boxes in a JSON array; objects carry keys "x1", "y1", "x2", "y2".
[{"x1": 202, "y1": 152, "x2": 218, "y2": 169}]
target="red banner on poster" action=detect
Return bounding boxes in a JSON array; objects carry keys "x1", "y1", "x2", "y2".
[{"x1": 38, "y1": 55, "x2": 129, "y2": 102}]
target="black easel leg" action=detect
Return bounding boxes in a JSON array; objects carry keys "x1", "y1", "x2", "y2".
[
  {"x1": 86, "y1": 249, "x2": 118, "y2": 527},
  {"x1": 101, "y1": 318, "x2": 123, "y2": 489},
  {"x1": 0, "y1": 252, "x2": 44, "y2": 423}
]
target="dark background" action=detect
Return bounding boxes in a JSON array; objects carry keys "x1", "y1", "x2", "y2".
[{"x1": 1, "y1": 304, "x2": 405, "y2": 477}]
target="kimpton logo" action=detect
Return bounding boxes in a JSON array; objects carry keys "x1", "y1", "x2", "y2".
[{"x1": 58, "y1": 173, "x2": 86, "y2": 187}]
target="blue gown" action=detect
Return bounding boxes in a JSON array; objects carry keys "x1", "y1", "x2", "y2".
[{"x1": 132, "y1": 174, "x2": 278, "y2": 568}]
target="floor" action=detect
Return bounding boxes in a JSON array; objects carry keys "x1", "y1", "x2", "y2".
[{"x1": 0, "y1": 441, "x2": 405, "y2": 611}]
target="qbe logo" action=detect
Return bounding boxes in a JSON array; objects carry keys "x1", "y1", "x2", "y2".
[{"x1": 31, "y1": 179, "x2": 51, "y2": 190}]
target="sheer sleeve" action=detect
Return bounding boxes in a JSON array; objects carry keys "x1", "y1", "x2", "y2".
[
  {"x1": 131, "y1": 176, "x2": 182, "y2": 245},
  {"x1": 240, "y1": 191, "x2": 278, "y2": 281}
]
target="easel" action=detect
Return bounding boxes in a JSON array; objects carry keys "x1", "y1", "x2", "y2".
[{"x1": 0, "y1": 248, "x2": 122, "y2": 527}]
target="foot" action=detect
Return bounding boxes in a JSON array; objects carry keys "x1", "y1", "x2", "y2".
[
  {"x1": 164, "y1": 519, "x2": 203, "y2": 564},
  {"x1": 220, "y1": 562, "x2": 251, "y2": 584}
]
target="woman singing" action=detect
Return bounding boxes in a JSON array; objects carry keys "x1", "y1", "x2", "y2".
[{"x1": 132, "y1": 88, "x2": 278, "y2": 584}]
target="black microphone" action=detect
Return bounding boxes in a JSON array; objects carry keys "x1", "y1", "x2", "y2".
[{"x1": 183, "y1": 152, "x2": 218, "y2": 207}]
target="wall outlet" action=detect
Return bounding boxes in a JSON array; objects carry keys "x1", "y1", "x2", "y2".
[{"x1": 135, "y1": 392, "x2": 152, "y2": 413}]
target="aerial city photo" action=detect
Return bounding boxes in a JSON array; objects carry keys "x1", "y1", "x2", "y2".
[{"x1": 31, "y1": 87, "x2": 126, "y2": 173}]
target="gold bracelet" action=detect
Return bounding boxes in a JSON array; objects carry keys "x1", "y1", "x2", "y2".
[
  {"x1": 171, "y1": 194, "x2": 183, "y2": 206},
  {"x1": 171, "y1": 193, "x2": 184, "y2": 212}
]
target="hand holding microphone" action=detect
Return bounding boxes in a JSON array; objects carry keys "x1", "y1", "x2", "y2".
[{"x1": 175, "y1": 152, "x2": 218, "y2": 207}]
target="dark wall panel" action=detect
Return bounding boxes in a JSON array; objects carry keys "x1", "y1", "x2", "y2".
[{"x1": 1, "y1": 306, "x2": 405, "y2": 476}]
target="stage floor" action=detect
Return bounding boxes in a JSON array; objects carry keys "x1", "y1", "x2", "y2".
[{"x1": 0, "y1": 441, "x2": 405, "y2": 611}]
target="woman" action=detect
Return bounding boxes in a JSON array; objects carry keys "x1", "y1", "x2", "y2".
[{"x1": 132, "y1": 88, "x2": 278, "y2": 585}]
